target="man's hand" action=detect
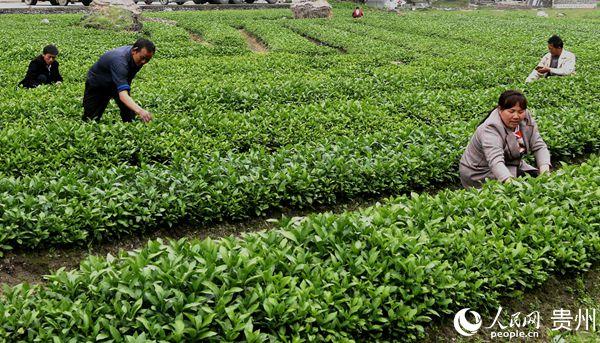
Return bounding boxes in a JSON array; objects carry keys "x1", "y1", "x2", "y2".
[
  {"x1": 118, "y1": 90, "x2": 152, "y2": 123},
  {"x1": 536, "y1": 66, "x2": 550, "y2": 74},
  {"x1": 137, "y1": 109, "x2": 152, "y2": 123}
]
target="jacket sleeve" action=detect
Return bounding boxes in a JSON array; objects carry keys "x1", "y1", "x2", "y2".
[
  {"x1": 53, "y1": 61, "x2": 63, "y2": 82},
  {"x1": 526, "y1": 54, "x2": 550, "y2": 83},
  {"x1": 528, "y1": 116, "x2": 552, "y2": 169},
  {"x1": 537, "y1": 53, "x2": 550, "y2": 67},
  {"x1": 21, "y1": 59, "x2": 41, "y2": 86},
  {"x1": 525, "y1": 69, "x2": 541, "y2": 83},
  {"x1": 110, "y1": 61, "x2": 131, "y2": 92},
  {"x1": 549, "y1": 53, "x2": 575, "y2": 76},
  {"x1": 481, "y1": 125, "x2": 512, "y2": 182}
]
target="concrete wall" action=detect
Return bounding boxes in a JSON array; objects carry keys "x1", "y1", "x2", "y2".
[
  {"x1": 552, "y1": 0, "x2": 596, "y2": 8},
  {"x1": 367, "y1": 0, "x2": 399, "y2": 10},
  {"x1": 367, "y1": 0, "x2": 430, "y2": 10},
  {"x1": 474, "y1": 0, "x2": 596, "y2": 7}
]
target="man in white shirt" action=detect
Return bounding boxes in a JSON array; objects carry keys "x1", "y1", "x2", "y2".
[{"x1": 526, "y1": 35, "x2": 576, "y2": 83}]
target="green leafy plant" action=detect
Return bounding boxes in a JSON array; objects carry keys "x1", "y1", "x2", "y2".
[{"x1": 0, "y1": 156, "x2": 598, "y2": 341}]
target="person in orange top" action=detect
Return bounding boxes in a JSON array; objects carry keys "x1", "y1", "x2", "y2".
[{"x1": 352, "y1": 6, "x2": 364, "y2": 18}]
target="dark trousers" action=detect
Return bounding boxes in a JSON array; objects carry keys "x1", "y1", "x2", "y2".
[
  {"x1": 517, "y1": 168, "x2": 540, "y2": 178},
  {"x1": 82, "y1": 82, "x2": 135, "y2": 122},
  {"x1": 19, "y1": 74, "x2": 50, "y2": 89},
  {"x1": 35, "y1": 74, "x2": 48, "y2": 86}
]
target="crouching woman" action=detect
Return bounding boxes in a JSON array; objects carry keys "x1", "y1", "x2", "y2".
[{"x1": 459, "y1": 90, "x2": 551, "y2": 188}]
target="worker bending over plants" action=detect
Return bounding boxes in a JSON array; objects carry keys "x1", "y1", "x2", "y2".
[
  {"x1": 83, "y1": 38, "x2": 155, "y2": 123},
  {"x1": 459, "y1": 90, "x2": 552, "y2": 188}
]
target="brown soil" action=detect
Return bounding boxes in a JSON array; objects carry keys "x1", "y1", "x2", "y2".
[
  {"x1": 189, "y1": 32, "x2": 212, "y2": 46},
  {"x1": 0, "y1": 219, "x2": 269, "y2": 289},
  {"x1": 287, "y1": 26, "x2": 347, "y2": 54},
  {"x1": 0, "y1": 195, "x2": 383, "y2": 290},
  {"x1": 0, "y1": 155, "x2": 593, "y2": 292},
  {"x1": 423, "y1": 268, "x2": 600, "y2": 342},
  {"x1": 239, "y1": 29, "x2": 268, "y2": 53}
]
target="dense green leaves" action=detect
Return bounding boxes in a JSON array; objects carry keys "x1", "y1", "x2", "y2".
[
  {"x1": 0, "y1": 156, "x2": 598, "y2": 341},
  {"x1": 0, "y1": 8, "x2": 598, "y2": 252}
]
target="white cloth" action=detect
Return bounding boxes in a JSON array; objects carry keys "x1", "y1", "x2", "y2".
[{"x1": 526, "y1": 50, "x2": 576, "y2": 83}]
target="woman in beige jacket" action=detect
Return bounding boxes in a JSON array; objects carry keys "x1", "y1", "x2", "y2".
[{"x1": 459, "y1": 90, "x2": 551, "y2": 188}]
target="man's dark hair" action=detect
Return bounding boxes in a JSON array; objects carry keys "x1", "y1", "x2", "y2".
[
  {"x1": 43, "y1": 44, "x2": 59, "y2": 56},
  {"x1": 548, "y1": 35, "x2": 563, "y2": 49},
  {"x1": 132, "y1": 38, "x2": 156, "y2": 53}
]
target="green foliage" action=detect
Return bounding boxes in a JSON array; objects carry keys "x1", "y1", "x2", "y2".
[
  {"x1": 0, "y1": 157, "x2": 598, "y2": 341},
  {"x1": 81, "y1": 6, "x2": 140, "y2": 32},
  {"x1": 0, "y1": 9, "x2": 598, "y2": 253}
]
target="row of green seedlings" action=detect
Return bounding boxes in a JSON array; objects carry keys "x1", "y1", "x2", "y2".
[
  {"x1": 0, "y1": 103, "x2": 598, "y2": 252},
  {"x1": 0, "y1": 155, "x2": 598, "y2": 341}
]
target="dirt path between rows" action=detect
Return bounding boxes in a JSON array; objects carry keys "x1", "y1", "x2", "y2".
[
  {"x1": 424, "y1": 266, "x2": 600, "y2": 342},
  {"x1": 0, "y1": 154, "x2": 593, "y2": 289},
  {"x1": 188, "y1": 31, "x2": 212, "y2": 46},
  {"x1": 0, "y1": 195, "x2": 383, "y2": 288},
  {"x1": 302, "y1": 33, "x2": 348, "y2": 53},
  {"x1": 239, "y1": 28, "x2": 268, "y2": 53},
  {"x1": 285, "y1": 25, "x2": 348, "y2": 54}
]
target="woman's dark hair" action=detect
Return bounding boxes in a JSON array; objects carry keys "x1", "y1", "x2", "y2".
[
  {"x1": 497, "y1": 90, "x2": 527, "y2": 111},
  {"x1": 479, "y1": 90, "x2": 528, "y2": 125}
]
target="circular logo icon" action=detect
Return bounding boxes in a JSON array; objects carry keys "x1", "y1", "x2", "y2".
[{"x1": 454, "y1": 308, "x2": 482, "y2": 336}]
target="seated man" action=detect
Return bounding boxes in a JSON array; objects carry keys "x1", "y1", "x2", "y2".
[
  {"x1": 19, "y1": 45, "x2": 63, "y2": 89},
  {"x1": 526, "y1": 35, "x2": 576, "y2": 83}
]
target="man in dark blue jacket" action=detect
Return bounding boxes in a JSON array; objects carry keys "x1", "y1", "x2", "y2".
[
  {"x1": 83, "y1": 38, "x2": 155, "y2": 123},
  {"x1": 19, "y1": 45, "x2": 63, "y2": 89}
]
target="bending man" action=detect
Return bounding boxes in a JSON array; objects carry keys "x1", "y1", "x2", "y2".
[
  {"x1": 526, "y1": 35, "x2": 575, "y2": 83},
  {"x1": 83, "y1": 38, "x2": 155, "y2": 123}
]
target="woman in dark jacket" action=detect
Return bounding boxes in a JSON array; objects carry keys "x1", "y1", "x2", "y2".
[
  {"x1": 19, "y1": 45, "x2": 63, "y2": 89},
  {"x1": 459, "y1": 90, "x2": 551, "y2": 188}
]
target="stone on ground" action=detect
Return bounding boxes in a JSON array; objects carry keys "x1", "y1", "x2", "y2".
[{"x1": 291, "y1": 0, "x2": 333, "y2": 19}]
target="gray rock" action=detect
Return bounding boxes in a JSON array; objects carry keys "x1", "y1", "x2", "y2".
[
  {"x1": 86, "y1": 0, "x2": 143, "y2": 31},
  {"x1": 291, "y1": 0, "x2": 332, "y2": 19},
  {"x1": 536, "y1": 10, "x2": 548, "y2": 17}
]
